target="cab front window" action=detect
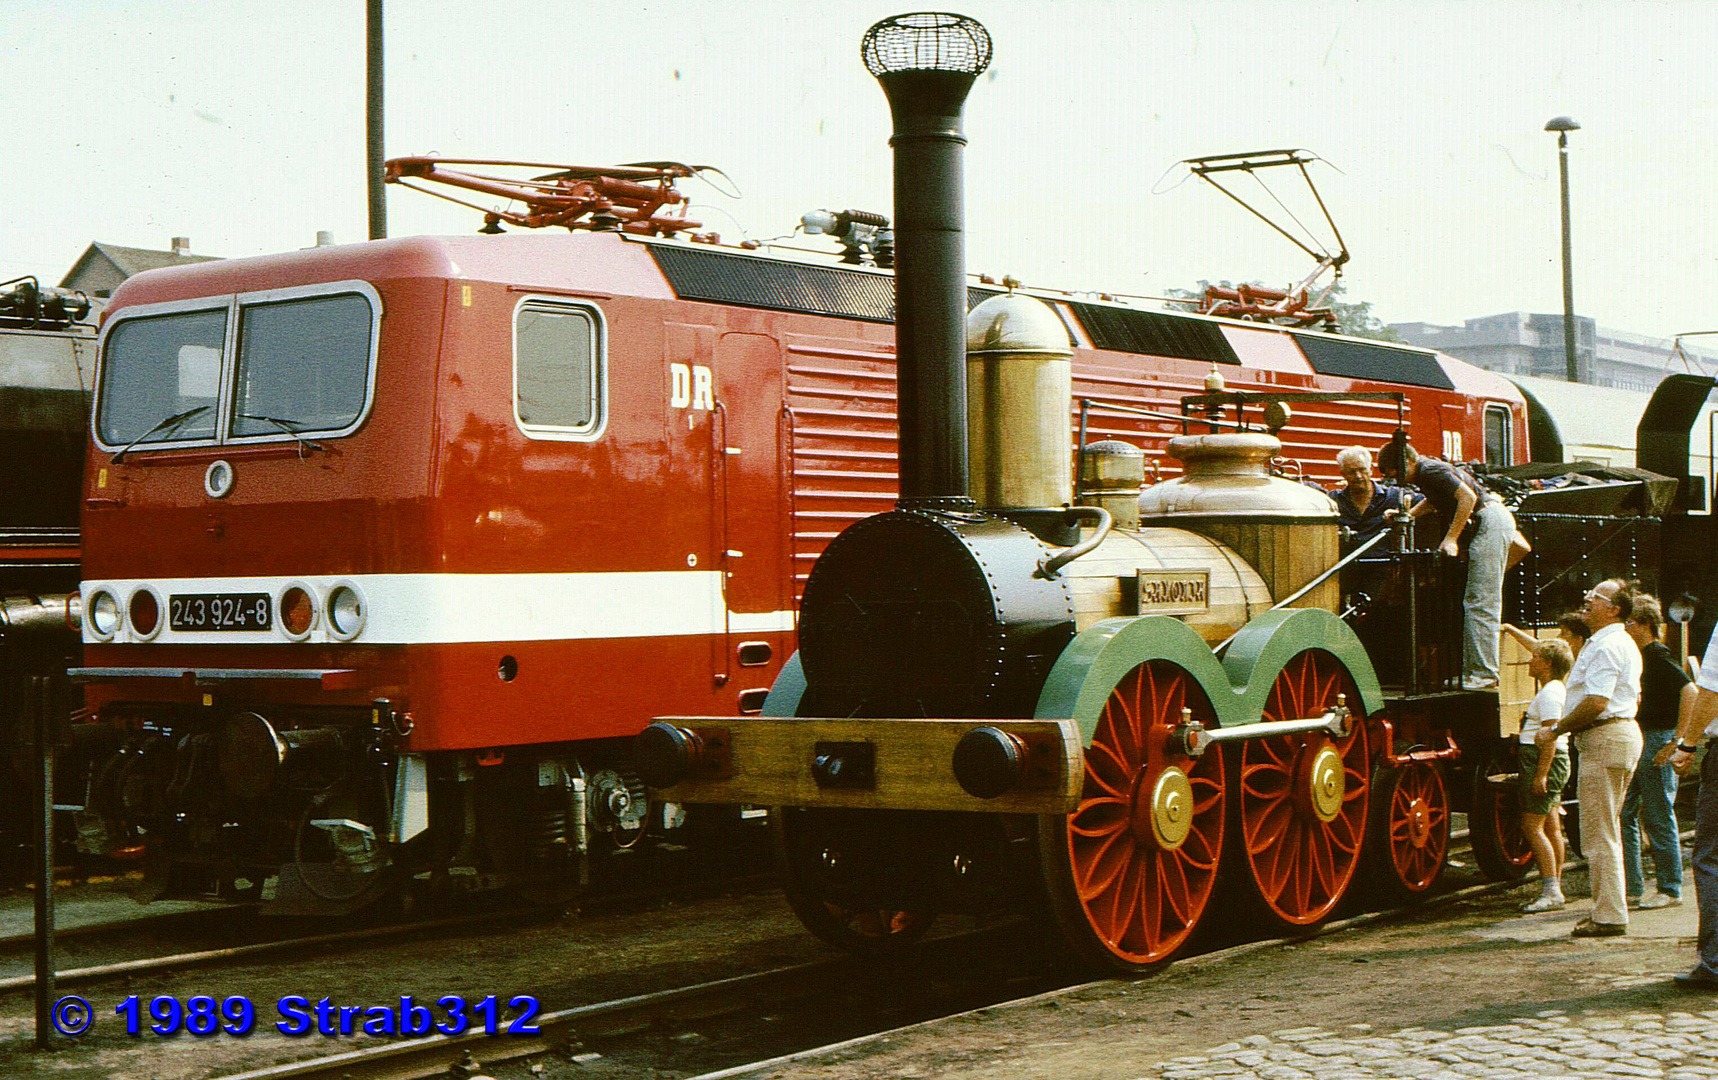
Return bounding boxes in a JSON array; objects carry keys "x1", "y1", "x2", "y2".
[
  {"x1": 231, "y1": 294, "x2": 373, "y2": 438},
  {"x1": 96, "y1": 308, "x2": 226, "y2": 446},
  {"x1": 94, "y1": 282, "x2": 380, "y2": 452}
]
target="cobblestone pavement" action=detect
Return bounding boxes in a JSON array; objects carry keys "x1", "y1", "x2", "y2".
[
  {"x1": 1151, "y1": 1011, "x2": 1718, "y2": 1079},
  {"x1": 730, "y1": 862, "x2": 1718, "y2": 1080}
]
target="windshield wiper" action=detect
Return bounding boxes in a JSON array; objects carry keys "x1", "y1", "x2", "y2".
[
  {"x1": 238, "y1": 412, "x2": 326, "y2": 457},
  {"x1": 111, "y1": 405, "x2": 212, "y2": 463}
]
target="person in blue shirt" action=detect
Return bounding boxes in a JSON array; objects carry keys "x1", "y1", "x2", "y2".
[{"x1": 1328, "y1": 445, "x2": 1412, "y2": 546}]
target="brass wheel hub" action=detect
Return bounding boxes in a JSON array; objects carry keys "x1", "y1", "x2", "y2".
[
  {"x1": 1406, "y1": 796, "x2": 1431, "y2": 848},
  {"x1": 1306, "y1": 744, "x2": 1345, "y2": 823},
  {"x1": 1135, "y1": 766, "x2": 1195, "y2": 850}
]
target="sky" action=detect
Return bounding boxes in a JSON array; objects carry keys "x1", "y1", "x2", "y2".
[{"x1": 4, "y1": 0, "x2": 1716, "y2": 345}]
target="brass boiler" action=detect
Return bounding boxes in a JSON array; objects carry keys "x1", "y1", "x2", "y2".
[
  {"x1": 964, "y1": 295, "x2": 1274, "y2": 645},
  {"x1": 1138, "y1": 433, "x2": 1341, "y2": 613},
  {"x1": 1067, "y1": 439, "x2": 1271, "y2": 645}
]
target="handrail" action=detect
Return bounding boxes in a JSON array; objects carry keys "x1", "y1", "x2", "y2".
[{"x1": 1214, "y1": 526, "x2": 1393, "y2": 654}]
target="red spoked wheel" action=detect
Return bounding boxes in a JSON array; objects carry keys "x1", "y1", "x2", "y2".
[
  {"x1": 1041, "y1": 659, "x2": 1226, "y2": 972},
  {"x1": 780, "y1": 892, "x2": 937, "y2": 956},
  {"x1": 1232, "y1": 650, "x2": 1371, "y2": 928},
  {"x1": 1467, "y1": 746, "x2": 1535, "y2": 882},
  {"x1": 1368, "y1": 760, "x2": 1451, "y2": 901},
  {"x1": 774, "y1": 809, "x2": 938, "y2": 958}
]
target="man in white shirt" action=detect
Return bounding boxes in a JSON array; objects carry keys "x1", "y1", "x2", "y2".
[
  {"x1": 1663, "y1": 628, "x2": 1718, "y2": 988},
  {"x1": 1539, "y1": 578, "x2": 1644, "y2": 935}
]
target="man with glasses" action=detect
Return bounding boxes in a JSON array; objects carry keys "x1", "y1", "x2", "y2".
[
  {"x1": 1662, "y1": 630, "x2": 1718, "y2": 988},
  {"x1": 1539, "y1": 578, "x2": 1644, "y2": 936}
]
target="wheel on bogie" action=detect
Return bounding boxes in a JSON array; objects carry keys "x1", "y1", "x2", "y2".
[
  {"x1": 1229, "y1": 649, "x2": 1372, "y2": 928},
  {"x1": 773, "y1": 809, "x2": 937, "y2": 958},
  {"x1": 1367, "y1": 759, "x2": 1450, "y2": 902},
  {"x1": 1467, "y1": 746, "x2": 1534, "y2": 882},
  {"x1": 780, "y1": 890, "x2": 937, "y2": 956},
  {"x1": 1039, "y1": 657, "x2": 1227, "y2": 973}
]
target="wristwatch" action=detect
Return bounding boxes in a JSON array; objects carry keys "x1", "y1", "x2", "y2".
[{"x1": 1677, "y1": 741, "x2": 1701, "y2": 753}]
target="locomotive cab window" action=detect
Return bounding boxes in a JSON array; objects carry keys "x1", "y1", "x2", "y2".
[
  {"x1": 96, "y1": 308, "x2": 227, "y2": 447},
  {"x1": 1483, "y1": 404, "x2": 1512, "y2": 466},
  {"x1": 513, "y1": 299, "x2": 605, "y2": 440},
  {"x1": 94, "y1": 281, "x2": 381, "y2": 452},
  {"x1": 231, "y1": 293, "x2": 374, "y2": 438}
]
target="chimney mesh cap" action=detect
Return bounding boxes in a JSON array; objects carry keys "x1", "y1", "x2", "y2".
[{"x1": 862, "y1": 13, "x2": 992, "y2": 77}]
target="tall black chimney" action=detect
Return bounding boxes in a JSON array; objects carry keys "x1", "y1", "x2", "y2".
[{"x1": 862, "y1": 13, "x2": 992, "y2": 510}]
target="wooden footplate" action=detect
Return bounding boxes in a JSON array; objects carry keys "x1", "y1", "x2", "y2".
[{"x1": 636, "y1": 717, "x2": 1083, "y2": 814}]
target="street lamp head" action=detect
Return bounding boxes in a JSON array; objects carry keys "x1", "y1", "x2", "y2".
[{"x1": 1544, "y1": 116, "x2": 1581, "y2": 133}]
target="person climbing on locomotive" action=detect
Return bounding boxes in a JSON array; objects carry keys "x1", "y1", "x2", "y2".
[
  {"x1": 1328, "y1": 445, "x2": 1415, "y2": 546},
  {"x1": 1621, "y1": 594, "x2": 1694, "y2": 910},
  {"x1": 1661, "y1": 627, "x2": 1718, "y2": 989},
  {"x1": 1519, "y1": 638, "x2": 1575, "y2": 913},
  {"x1": 1539, "y1": 578, "x2": 1644, "y2": 938},
  {"x1": 1378, "y1": 432, "x2": 1518, "y2": 690}
]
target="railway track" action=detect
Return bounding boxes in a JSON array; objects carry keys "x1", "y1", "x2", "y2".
[
  {"x1": 203, "y1": 833, "x2": 1552, "y2": 1080},
  {"x1": 0, "y1": 904, "x2": 559, "y2": 996},
  {"x1": 0, "y1": 867, "x2": 777, "y2": 995}
]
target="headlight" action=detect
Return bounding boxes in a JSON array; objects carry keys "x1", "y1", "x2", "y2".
[
  {"x1": 325, "y1": 583, "x2": 366, "y2": 641},
  {"x1": 278, "y1": 583, "x2": 318, "y2": 641},
  {"x1": 127, "y1": 586, "x2": 163, "y2": 640},
  {"x1": 88, "y1": 589, "x2": 121, "y2": 640}
]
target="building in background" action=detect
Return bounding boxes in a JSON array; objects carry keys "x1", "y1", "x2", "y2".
[
  {"x1": 1389, "y1": 312, "x2": 1718, "y2": 392},
  {"x1": 59, "y1": 238, "x2": 219, "y2": 298}
]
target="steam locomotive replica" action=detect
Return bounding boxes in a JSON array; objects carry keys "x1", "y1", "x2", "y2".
[
  {"x1": 58, "y1": 12, "x2": 1708, "y2": 935},
  {"x1": 631, "y1": 13, "x2": 1713, "y2": 973}
]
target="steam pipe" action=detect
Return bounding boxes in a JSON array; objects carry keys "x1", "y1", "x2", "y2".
[{"x1": 863, "y1": 14, "x2": 992, "y2": 510}]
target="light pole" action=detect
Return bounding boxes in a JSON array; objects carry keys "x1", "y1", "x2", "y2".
[{"x1": 1546, "y1": 116, "x2": 1580, "y2": 382}]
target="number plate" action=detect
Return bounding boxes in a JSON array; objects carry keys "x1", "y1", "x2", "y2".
[{"x1": 169, "y1": 593, "x2": 274, "y2": 632}]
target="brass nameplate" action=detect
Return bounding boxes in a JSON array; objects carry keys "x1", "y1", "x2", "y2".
[{"x1": 1136, "y1": 569, "x2": 1210, "y2": 615}]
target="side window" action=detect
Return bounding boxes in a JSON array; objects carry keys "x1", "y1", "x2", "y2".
[
  {"x1": 1483, "y1": 404, "x2": 1512, "y2": 466},
  {"x1": 515, "y1": 301, "x2": 603, "y2": 438},
  {"x1": 96, "y1": 308, "x2": 227, "y2": 446},
  {"x1": 232, "y1": 293, "x2": 374, "y2": 436}
]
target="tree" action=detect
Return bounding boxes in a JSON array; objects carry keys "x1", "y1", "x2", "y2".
[{"x1": 1165, "y1": 279, "x2": 1403, "y2": 342}]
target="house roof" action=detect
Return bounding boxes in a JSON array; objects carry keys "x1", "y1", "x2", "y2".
[{"x1": 59, "y1": 242, "x2": 220, "y2": 291}]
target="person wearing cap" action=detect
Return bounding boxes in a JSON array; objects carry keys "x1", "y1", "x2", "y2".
[
  {"x1": 1378, "y1": 433, "x2": 1517, "y2": 690},
  {"x1": 1661, "y1": 628, "x2": 1718, "y2": 988},
  {"x1": 1539, "y1": 578, "x2": 1644, "y2": 937}
]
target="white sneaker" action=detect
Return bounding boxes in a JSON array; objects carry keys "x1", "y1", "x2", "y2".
[
  {"x1": 1637, "y1": 893, "x2": 1681, "y2": 910},
  {"x1": 1522, "y1": 893, "x2": 1566, "y2": 913}
]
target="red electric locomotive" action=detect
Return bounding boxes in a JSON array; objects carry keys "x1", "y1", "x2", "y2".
[{"x1": 70, "y1": 92, "x2": 1546, "y2": 916}]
